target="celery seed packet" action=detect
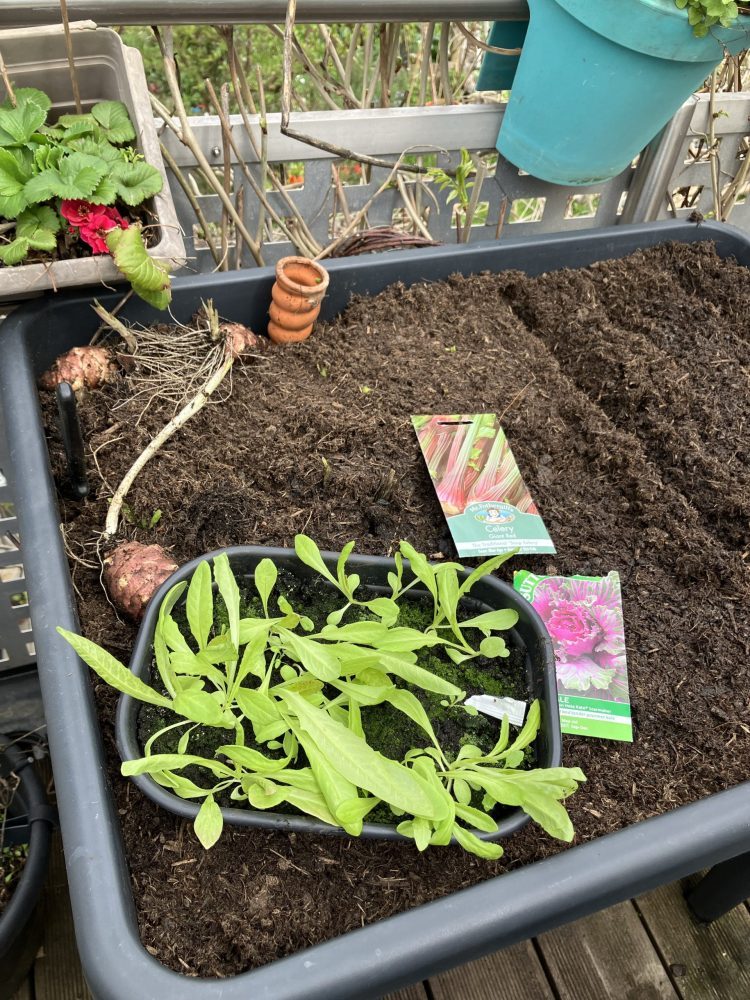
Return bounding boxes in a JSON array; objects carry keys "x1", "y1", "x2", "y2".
[{"x1": 412, "y1": 413, "x2": 555, "y2": 557}]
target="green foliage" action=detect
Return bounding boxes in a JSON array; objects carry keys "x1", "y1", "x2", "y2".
[
  {"x1": 106, "y1": 226, "x2": 172, "y2": 310},
  {"x1": 675, "y1": 0, "x2": 742, "y2": 35},
  {"x1": 0, "y1": 87, "x2": 168, "y2": 306},
  {"x1": 57, "y1": 536, "x2": 585, "y2": 856},
  {"x1": 428, "y1": 149, "x2": 477, "y2": 211}
]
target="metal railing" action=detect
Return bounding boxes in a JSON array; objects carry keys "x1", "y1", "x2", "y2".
[{"x1": 1, "y1": 1, "x2": 529, "y2": 26}]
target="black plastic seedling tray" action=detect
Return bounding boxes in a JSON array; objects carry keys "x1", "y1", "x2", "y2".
[
  {"x1": 118, "y1": 546, "x2": 560, "y2": 842},
  {"x1": 2, "y1": 221, "x2": 750, "y2": 1000}
]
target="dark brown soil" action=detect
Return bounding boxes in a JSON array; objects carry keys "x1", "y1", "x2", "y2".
[{"x1": 43, "y1": 240, "x2": 750, "y2": 978}]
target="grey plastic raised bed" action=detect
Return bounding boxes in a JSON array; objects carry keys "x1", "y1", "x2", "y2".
[
  {"x1": 1, "y1": 221, "x2": 750, "y2": 1000},
  {"x1": 0, "y1": 22, "x2": 183, "y2": 302}
]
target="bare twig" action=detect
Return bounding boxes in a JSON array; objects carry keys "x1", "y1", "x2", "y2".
[
  {"x1": 317, "y1": 152, "x2": 413, "y2": 260},
  {"x1": 160, "y1": 141, "x2": 221, "y2": 267},
  {"x1": 708, "y1": 71, "x2": 723, "y2": 223},
  {"x1": 204, "y1": 79, "x2": 316, "y2": 256},
  {"x1": 395, "y1": 173, "x2": 433, "y2": 239},
  {"x1": 219, "y1": 82, "x2": 232, "y2": 271},
  {"x1": 150, "y1": 51, "x2": 264, "y2": 267},
  {"x1": 497, "y1": 377, "x2": 536, "y2": 426},
  {"x1": 281, "y1": 0, "x2": 298, "y2": 129},
  {"x1": 461, "y1": 154, "x2": 488, "y2": 242},
  {"x1": 277, "y1": 5, "x2": 447, "y2": 177},
  {"x1": 59, "y1": 0, "x2": 82, "y2": 113},
  {"x1": 254, "y1": 64, "x2": 269, "y2": 246},
  {"x1": 0, "y1": 49, "x2": 16, "y2": 106},
  {"x1": 91, "y1": 301, "x2": 138, "y2": 352},
  {"x1": 722, "y1": 138, "x2": 750, "y2": 221},
  {"x1": 235, "y1": 185, "x2": 244, "y2": 269},
  {"x1": 439, "y1": 22, "x2": 453, "y2": 105},
  {"x1": 222, "y1": 36, "x2": 321, "y2": 256},
  {"x1": 453, "y1": 21, "x2": 521, "y2": 56}
]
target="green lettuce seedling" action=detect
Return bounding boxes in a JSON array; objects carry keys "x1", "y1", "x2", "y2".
[{"x1": 58, "y1": 536, "x2": 585, "y2": 856}]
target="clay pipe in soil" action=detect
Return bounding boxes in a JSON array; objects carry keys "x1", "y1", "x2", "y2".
[{"x1": 268, "y1": 256, "x2": 330, "y2": 344}]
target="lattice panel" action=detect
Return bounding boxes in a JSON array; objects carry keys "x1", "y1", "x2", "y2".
[
  {"x1": 160, "y1": 104, "x2": 637, "y2": 274},
  {"x1": 656, "y1": 93, "x2": 750, "y2": 227}
]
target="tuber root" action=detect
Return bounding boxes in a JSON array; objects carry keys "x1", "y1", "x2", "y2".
[
  {"x1": 39, "y1": 346, "x2": 117, "y2": 393},
  {"x1": 222, "y1": 322, "x2": 265, "y2": 359},
  {"x1": 103, "y1": 541, "x2": 178, "y2": 621}
]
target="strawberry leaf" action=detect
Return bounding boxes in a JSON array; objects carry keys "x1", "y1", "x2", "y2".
[
  {"x1": 0, "y1": 148, "x2": 31, "y2": 217},
  {"x1": 107, "y1": 224, "x2": 171, "y2": 309},
  {"x1": 0, "y1": 236, "x2": 31, "y2": 265},
  {"x1": 24, "y1": 152, "x2": 107, "y2": 203},
  {"x1": 112, "y1": 160, "x2": 163, "y2": 206},
  {"x1": 8, "y1": 89, "x2": 51, "y2": 115},
  {"x1": 16, "y1": 204, "x2": 60, "y2": 250},
  {"x1": 60, "y1": 115, "x2": 98, "y2": 140},
  {"x1": 90, "y1": 176, "x2": 118, "y2": 205},
  {"x1": 0, "y1": 90, "x2": 48, "y2": 146},
  {"x1": 71, "y1": 136, "x2": 123, "y2": 163},
  {"x1": 92, "y1": 101, "x2": 136, "y2": 144}
]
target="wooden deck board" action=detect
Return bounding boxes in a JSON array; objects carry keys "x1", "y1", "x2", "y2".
[
  {"x1": 635, "y1": 879, "x2": 750, "y2": 1000},
  {"x1": 10, "y1": 980, "x2": 32, "y2": 1000},
  {"x1": 32, "y1": 832, "x2": 92, "y2": 1000},
  {"x1": 14, "y1": 837, "x2": 750, "y2": 1000},
  {"x1": 380, "y1": 984, "x2": 429, "y2": 1000},
  {"x1": 428, "y1": 940, "x2": 555, "y2": 1000},
  {"x1": 536, "y1": 899, "x2": 678, "y2": 999}
]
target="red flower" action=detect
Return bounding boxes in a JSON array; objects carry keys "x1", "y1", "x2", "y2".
[
  {"x1": 61, "y1": 201, "x2": 129, "y2": 256},
  {"x1": 60, "y1": 200, "x2": 96, "y2": 227}
]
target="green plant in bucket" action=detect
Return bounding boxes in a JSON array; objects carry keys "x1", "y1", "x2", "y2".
[{"x1": 57, "y1": 536, "x2": 585, "y2": 857}]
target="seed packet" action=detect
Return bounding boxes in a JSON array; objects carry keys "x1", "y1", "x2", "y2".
[
  {"x1": 514, "y1": 570, "x2": 634, "y2": 742},
  {"x1": 412, "y1": 413, "x2": 555, "y2": 557}
]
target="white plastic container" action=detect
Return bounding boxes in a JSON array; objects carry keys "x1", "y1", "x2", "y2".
[{"x1": 0, "y1": 22, "x2": 184, "y2": 302}]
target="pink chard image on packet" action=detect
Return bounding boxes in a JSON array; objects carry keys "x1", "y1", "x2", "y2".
[
  {"x1": 412, "y1": 413, "x2": 555, "y2": 557},
  {"x1": 514, "y1": 571, "x2": 634, "y2": 742}
]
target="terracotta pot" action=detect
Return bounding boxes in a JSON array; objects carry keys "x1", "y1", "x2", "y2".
[{"x1": 267, "y1": 257, "x2": 330, "y2": 344}]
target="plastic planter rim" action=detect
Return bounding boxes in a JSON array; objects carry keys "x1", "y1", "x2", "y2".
[{"x1": 116, "y1": 544, "x2": 561, "y2": 845}]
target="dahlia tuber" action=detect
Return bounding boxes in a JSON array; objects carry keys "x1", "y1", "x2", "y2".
[
  {"x1": 39, "y1": 346, "x2": 116, "y2": 393},
  {"x1": 222, "y1": 322, "x2": 265, "y2": 359},
  {"x1": 103, "y1": 542, "x2": 178, "y2": 621}
]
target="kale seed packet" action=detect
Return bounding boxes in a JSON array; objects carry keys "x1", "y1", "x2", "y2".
[
  {"x1": 412, "y1": 413, "x2": 555, "y2": 557},
  {"x1": 514, "y1": 570, "x2": 634, "y2": 742}
]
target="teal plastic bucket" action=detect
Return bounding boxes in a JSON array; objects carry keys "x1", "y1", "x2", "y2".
[
  {"x1": 498, "y1": 0, "x2": 750, "y2": 185},
  {"x1": 475, "y1": 21, "x2": 529, "y2": 92}
]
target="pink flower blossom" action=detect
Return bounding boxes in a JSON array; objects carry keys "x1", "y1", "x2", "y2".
[{"x1": 60, "y1": 201, "x2": 129, "y2": 256}]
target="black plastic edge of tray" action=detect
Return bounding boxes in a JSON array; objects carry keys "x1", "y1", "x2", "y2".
[
  {"x1": 116, "y1": 546, "x2": 560, "y2": 843},
  {"x1": 2, "y1": 220, "x2": 750, "y2": 999}
]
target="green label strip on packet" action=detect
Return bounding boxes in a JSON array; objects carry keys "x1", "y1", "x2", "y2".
[{"x1": 514, "y1": 570, "x2": 633, "y2": 743}]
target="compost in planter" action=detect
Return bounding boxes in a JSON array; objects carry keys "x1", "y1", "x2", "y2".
[{"x1": 42, "y1": 239, "x2": 750, "y2": 977}]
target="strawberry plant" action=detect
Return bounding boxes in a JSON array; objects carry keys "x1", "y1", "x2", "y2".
[
  {"x1": 0, "y1": 87, "x2": 171, "y2": 308},
  {"x1": 58, "y1": 536, "x2": 585, "y2": 857}
]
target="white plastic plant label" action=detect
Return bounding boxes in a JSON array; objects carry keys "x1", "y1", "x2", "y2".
[{"x1": 465, "y1": 694, "x2": 527, "y2": 726}]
